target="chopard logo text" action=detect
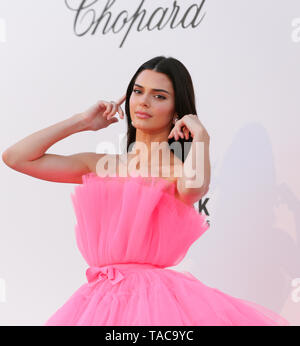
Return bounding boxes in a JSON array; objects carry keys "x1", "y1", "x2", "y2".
[{"x1": 64, "y1": 0, "x2": 207, "y2": 48}]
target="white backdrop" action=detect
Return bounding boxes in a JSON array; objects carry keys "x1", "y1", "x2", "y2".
[{"x1": 0, "y1": 0, "x2": 299, "y2": 325}]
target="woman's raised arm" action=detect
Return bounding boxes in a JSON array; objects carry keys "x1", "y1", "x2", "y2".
[{"x1": 2, "y1": 97, "x2": 125, "y2": 184}]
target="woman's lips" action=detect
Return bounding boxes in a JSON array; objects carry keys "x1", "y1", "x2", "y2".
[{"x1": 136, "y1": 112, "x2": 152, "y2": 119}]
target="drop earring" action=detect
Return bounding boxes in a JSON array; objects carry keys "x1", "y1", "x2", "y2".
[{"x1": 173, "y1": 114, "x2": 179, "y2": 124}]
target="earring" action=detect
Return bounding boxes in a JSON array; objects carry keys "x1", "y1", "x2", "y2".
[{"x1": 173, "y1": 115, "x2": 179, "y2": 124}]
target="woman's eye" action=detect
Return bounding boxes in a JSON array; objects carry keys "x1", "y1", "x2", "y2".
[
  {"x1": 133, "y1": 90, "x2": 165, "y2": 100},
  {"x1": 155, "y1": 95, "x2": 166, "y2": 100}
]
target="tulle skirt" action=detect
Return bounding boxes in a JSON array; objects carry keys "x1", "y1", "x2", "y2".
[{"x1": 44, "y1": 262, "x2": 290, "y2": 326}]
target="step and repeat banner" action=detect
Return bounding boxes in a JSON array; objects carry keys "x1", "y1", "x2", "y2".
[{"x1": 0, "y1": 0, "x2": 299, "y2": 325}]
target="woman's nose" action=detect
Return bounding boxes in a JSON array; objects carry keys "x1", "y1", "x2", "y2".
[{"x1": 139, "y1": 94, "x2": 150, "y2": 107}]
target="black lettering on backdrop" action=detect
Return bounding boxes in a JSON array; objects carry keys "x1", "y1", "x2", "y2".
[
  {"x1": 64, "y1": 0, "x2": 207, "y2": 48},
  {"x1": 198, "y1": 198, "x2": 209, "y2": 215}
]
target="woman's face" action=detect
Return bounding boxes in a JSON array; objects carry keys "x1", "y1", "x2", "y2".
[{"x1": 129, "y1": 69, "x2": 176, "y2": 131}]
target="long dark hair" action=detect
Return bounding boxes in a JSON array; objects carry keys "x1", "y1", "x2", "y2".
[{"x1": 124, "y1": 56, "x2": 197, "y2": 162}]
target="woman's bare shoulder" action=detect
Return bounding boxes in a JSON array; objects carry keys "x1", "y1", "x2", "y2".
[{"x1": 88, "y1": 153, "x2": 117, "y2": 174}]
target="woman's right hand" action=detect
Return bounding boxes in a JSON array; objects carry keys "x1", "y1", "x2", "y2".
[{"x1": 80, "y1": 94, "x2": 126, "y2": 131}]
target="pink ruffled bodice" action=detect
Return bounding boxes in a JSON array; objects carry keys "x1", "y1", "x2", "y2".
[{"x1": 71, "y1": 172, "x2": 210, "y2": 269}]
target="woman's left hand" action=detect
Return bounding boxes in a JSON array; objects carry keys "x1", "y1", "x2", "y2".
[{"x1": 168, "y1": 114, "x2": 210, "y2": 141}]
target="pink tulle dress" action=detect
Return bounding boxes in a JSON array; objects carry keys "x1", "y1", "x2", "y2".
[{"x1": 44, "y1": 172, "x2": 290, "y2": 326}]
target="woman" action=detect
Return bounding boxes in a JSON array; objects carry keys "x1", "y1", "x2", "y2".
[{"x1": 2, "y1": 56, "x2": 290, "y2": 326}]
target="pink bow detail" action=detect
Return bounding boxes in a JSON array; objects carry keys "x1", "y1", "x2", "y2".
[{"x1": 86, "y1": 265, "x2": 125, "y2": 286}]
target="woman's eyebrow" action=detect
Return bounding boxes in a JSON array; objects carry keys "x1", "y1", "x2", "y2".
[{"x1": 134, "y1": 83, "x2": 170, "y2": 94}]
